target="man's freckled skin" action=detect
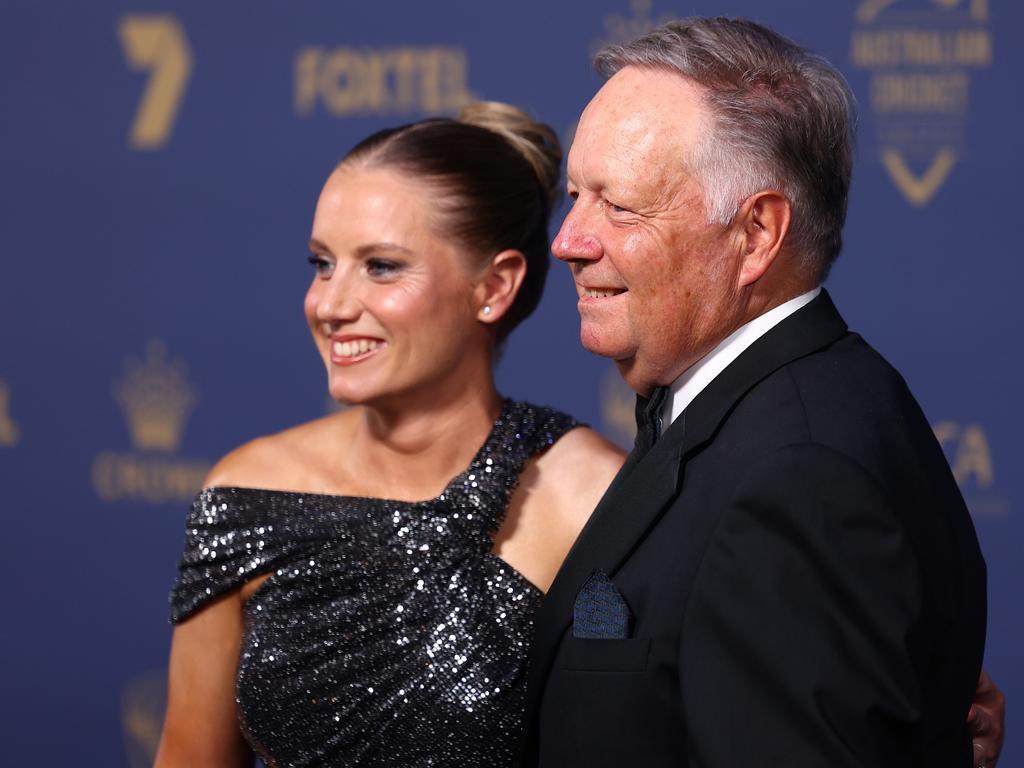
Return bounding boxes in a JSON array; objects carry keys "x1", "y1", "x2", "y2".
[{"x1": 554, "y1": 67, "x2": 740, "y2": 396}]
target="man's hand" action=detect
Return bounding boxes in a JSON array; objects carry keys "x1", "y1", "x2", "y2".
[{"x1": 969, "y1": 669, "x2": 1005, "y2": 768}]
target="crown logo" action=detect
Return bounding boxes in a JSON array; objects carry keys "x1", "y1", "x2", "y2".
[
  {"x1": 121, "y1": 669, "x2": 167, "y2": 768},
  {"x1": 114, "y1": 341, "x2": 196, "y2": 452},
  {"x1": 591, "y1": 0, "x2": 674, "y2": 57}
]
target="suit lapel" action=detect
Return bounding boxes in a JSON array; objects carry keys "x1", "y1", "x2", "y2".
[
  {"x1": 525, "y1": 290, "x2": 849, "y2": 724},
  {"x1": 542, "y1": 417, "x2": 685, "y2": 620}
]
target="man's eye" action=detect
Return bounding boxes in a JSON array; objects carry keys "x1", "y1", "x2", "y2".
[
  {"x1": 307, "y1": 255, "x2": 334, "y2": 277},
  {"x1": 366, "y1": 259, "x2": 401, "y2": 277}
]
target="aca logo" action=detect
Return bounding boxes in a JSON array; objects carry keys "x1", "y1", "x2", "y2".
[
  {"x1": 600, "y1": 366, "x2": 638, "y2": 450},
  {"x1": 590, "y1": 0, "x2": 675, "y2": 57},
  {"x1": 850, "y1": 0, "x2": 992, "y2": 206},
  {"x1": 933, "y1": 420, "x2": 1010, "y2": 519},
  {"x1": 295, "y1": 45, "x2": 474, "y2": 117},
  {"x1": 122, "y1": 668, "x2": 167, "y2": 768},
  {"x1": 0, "y1": 378, "x2": 20, "y2": 448},
  {"x1": 118, "y1": 15, "x2": 193, "y2": 150},
  {"x1": 92, "y1": 341, "x2": 211, "y2": 504}
]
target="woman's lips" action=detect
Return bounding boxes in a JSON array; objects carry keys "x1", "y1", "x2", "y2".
[{"x1": 330, "y1": 337, "x2": 383, "y2": 364}]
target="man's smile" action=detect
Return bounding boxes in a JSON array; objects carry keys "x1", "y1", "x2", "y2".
[{"x1": 578, "y1": 285, "x2": 628, "y2": 300}]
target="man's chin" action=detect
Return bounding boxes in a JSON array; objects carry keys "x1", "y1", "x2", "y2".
[
  {"x1": 613, "y1": 358, "x2": 652, "y2": 396},
  {"x1": 601, "y1": 355, "x2": 664, "y2": 398},
  {"x1": 579, "y1": 327, "x2": 633, "y2": 361}
]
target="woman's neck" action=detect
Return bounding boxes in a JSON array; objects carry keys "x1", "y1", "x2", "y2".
[{"x1": 343, "y1": 380, "x2": 503, "y2": 501}]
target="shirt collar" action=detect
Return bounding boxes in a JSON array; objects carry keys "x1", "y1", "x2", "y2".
[{"x1": 663, "y1": 287, "x2": 821, "y2": 426}]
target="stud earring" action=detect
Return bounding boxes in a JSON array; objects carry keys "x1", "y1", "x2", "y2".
[{"x1": 482, "y1": 305, "x2": 492, "y2": 316}]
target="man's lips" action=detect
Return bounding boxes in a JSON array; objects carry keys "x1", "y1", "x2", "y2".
[{"x1": 579, "y1": 285, "x2": 627, "y2": 299}]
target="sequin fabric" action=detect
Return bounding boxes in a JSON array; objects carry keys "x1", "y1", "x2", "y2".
[{"x1": 170, "y1": 400, "x2": 577, "y2": 767}]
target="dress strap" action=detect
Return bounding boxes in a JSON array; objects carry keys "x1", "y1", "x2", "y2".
[
  {"x1": 169, "y1": 487, "x2": 318, "y2": 623},
  {"x1": 443, "y1": 400, "x2": 579, "y2": 540}
]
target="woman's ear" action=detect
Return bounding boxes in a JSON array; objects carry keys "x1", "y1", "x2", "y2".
[
  {"x1": 475, "y1": 249, "x2": 527, "y2": 323},
  {"x1": 734, "y1": 190, "x2": 792, "y2": 288}
]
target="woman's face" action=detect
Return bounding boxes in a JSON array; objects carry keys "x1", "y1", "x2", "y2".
[{"x1": 305, "y1": 166, "x2": 489, "y2": 407}]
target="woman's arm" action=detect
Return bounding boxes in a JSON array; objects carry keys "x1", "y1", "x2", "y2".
[{"x1": 155, "y1": 589, "x2": 252, "y2": 768}]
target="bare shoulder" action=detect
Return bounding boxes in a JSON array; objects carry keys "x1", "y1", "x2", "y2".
[
  {"x1": 536, "y1": 426, "x2": 626, "y2": 491},
  {"x1": 202, "y1": 410, "x2": 355, "y2": 491},
  {"x1": 526, "y1": 426, "x2": 626, "y2": 532},
  {"x1": 493, "y1": 427, "x2": 627, "y2": 592}
]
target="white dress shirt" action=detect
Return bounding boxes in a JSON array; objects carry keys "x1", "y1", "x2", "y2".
[{"x1": 662, "y1": 287, "x2": 822, "y2": 427}]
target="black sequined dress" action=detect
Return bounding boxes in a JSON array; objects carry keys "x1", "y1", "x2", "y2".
[{"x1": 170, "y1": 401, "x2": 577, "y2": 767}]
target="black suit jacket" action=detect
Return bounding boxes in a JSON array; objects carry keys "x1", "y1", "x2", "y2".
[{"x1": 522, "y1": 291, "x2": 986, "y2": 767}]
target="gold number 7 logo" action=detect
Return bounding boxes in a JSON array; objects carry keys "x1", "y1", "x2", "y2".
[{"x1": 118, "y1": 15, "x2": 192, "y2": 150}]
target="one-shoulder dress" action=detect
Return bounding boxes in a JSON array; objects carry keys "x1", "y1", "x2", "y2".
[{"x1": 170, "y1": 400, "x2": 578, "y2": 767}]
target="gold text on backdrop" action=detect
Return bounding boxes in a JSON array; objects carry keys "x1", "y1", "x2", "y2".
[
  {"x1": 91, "y1": 341, "x2": 210, "y2": 504},
  {"x1": 933, "y1": 421, "x2": 1010, "y2": 519},
  {"x1": 295, "y1": 47, "x2": 473, "y2": 117},
  {"x1": 118, "y1": 15, "x2": 193, "y2": 150},
  {"x1": 850, "y1": 0, "x2": 992, "y2": 206}
]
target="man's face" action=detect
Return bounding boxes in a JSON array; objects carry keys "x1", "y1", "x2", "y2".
[{"x1": 553, "y1": 66, "x2": 747, "y2": 395}]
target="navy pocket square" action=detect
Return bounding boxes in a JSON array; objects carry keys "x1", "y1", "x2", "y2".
[{"x1": 573, "y1": 570, "x2": 632, "y2": 639}]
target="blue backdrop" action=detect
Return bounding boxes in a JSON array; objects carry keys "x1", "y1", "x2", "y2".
[{"x1": 1, "y1": 1, "x2": 1018, "y2": 765}]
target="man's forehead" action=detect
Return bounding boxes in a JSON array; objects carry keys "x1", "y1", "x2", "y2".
[{"x1": 569, "y1": 67, "x2": 706, "y2": 186}]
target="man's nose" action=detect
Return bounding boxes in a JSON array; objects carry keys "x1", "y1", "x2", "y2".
[{"x1": 551, "y1": 207, "x2": 602, "y2": 263}]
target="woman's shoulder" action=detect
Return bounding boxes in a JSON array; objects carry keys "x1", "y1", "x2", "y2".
[
  {"x1": 202, "y1": 410, "x2": 357, "y2": 491},
  {"x1": 540, "y1": 425, "x2": 626, "y2": 493},
  {"x1": 493, "y1": 425, "x2": 625, "y2": 587}
]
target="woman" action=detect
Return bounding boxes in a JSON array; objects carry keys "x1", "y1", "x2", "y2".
[{"x1": 155, "y1": 103, "x2": 625, "y2": 767}]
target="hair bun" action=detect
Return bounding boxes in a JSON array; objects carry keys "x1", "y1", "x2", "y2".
[{"x1": 457, "y1": 102, "x2": 562, "y2": 210}]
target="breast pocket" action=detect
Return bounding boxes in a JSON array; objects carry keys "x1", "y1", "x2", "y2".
[{"x1": 561, "y1": 637, "x2": 651, "y2": 673}]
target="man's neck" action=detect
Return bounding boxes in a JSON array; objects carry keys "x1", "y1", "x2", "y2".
[{"x1": 661, "y1": 286, "x2": 822, "y2": 425}]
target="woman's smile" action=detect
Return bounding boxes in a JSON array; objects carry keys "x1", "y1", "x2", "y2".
[{"x1": 330, "y1": 336, "x2": 385, "y2": 364}]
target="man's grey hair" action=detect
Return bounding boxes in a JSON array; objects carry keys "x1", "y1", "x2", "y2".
[{"x1": 595, "y1": 17, "x2": 856, "y2": 278}]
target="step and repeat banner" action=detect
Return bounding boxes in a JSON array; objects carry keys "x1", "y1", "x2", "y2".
[{"x1": 1, "y1": 1, "x2": 1019, "y2": 764}]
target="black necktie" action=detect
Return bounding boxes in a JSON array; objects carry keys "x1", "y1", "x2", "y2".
[{"x1": 634, "y1": 385, "x2": 669, "y2": 457}]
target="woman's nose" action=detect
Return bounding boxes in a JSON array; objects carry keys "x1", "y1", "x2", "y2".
[{"x1": 314, "y1": 273, "x2": 361, "y2": 325}]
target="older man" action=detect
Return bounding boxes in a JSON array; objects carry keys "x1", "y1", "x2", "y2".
[{"x1": 522, "y1": 18, "x2": 988, "y2": 767}]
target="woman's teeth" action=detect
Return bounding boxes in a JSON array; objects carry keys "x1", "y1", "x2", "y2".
[{"x1": 333, "y1": 339, "x2": 379, "y2": 357}]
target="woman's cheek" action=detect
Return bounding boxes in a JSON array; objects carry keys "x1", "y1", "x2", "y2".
[{"x1": 379, "y1": 275, "x2": 431, "y2": 312}]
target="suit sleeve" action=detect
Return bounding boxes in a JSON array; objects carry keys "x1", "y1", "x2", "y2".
[{"x1": 680, "y1": 442, "x2": 928, "y2": 767}]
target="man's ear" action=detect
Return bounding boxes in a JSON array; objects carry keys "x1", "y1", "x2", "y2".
[
  {"x1": 475, "y1": 249, "x2": 527, "y2": 323},
  {"x1": 734, "y1": 190, "x2": 791, "y2": 288}
]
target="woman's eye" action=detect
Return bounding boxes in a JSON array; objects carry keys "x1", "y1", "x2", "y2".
[
  {"x1": 366, "y1": 259, "x2": 401, "y2": 278},
  {"x1": 307, "y1": 255, "x2": 334, "y2": 277}
]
